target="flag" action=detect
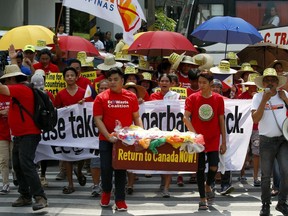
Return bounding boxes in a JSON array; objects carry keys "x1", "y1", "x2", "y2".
[
  {"x1": 84, "y1": 85, "x2": 96, "y2": 99},
  {"x1": 62, "y1": 0, "x2": 146, "y2": 45},
  {"x1": 213, "y1": 74, "x2": 234, "y2": 89}
]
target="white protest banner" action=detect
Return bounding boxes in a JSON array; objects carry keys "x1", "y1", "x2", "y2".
[
  {"x1": 35, "y1": 145, "x2": 96, "y2": 163},
  {"x1": 40, "y1": 102, "x2": 99, "y2": 149},
  {"x1": 62, "y1": 0, "x2": 146, "y2": 45},
  {"x1": 36, "y1": 99, "x2": 253, "y2": 171}
]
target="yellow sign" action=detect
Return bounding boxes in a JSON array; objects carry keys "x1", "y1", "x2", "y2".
[
  {"x1": 170, "y1": 87, "x2": 187, "y2": 99},
  {"x1": 81, "y1": 71, "x2": 97, "y2": 83},
  {"x1": 45, "y1": 73, "x2": 66, "y2": 96}
]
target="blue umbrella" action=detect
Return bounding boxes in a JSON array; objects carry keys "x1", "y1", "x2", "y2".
[{"x1": 191, "y1": 16, "x2": 263, "y2": 55}]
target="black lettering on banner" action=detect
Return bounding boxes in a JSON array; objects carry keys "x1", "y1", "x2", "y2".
[
  {"x1": 42, "y1": 117, "x2": 66, "y2": 140},
  {"x1": 51, "y1": 146, "x2": 70, "y2": 154},
  {"x1": 225, "y1": 106, "x2": 244, "y2": 134},
  {"x1": 76, "y1": 115, "x2": 84, "y2": 138}
]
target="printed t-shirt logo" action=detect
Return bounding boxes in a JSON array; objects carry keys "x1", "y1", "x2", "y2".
[
  {"x1": 108, "y1": 100, "x2": 130, "y2": 108},
  {"x1": 198, "y1": 104, "x2": 214, "y2": 121}
]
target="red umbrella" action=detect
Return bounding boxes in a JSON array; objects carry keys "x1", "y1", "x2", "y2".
[
  {"x1": 128, "y1": 31, "x2": 198, "y2": 56},
  {"x1": 51, "y1": 35, "x2": 100, "y2": 59}
]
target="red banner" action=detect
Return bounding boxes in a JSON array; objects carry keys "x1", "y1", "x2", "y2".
[{"x1": 112, "y1": 141, "x2": 198, "y2": 171}]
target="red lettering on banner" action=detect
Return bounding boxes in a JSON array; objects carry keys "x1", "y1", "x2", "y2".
[
  {"x1": 275, "y1": 32, "x2": 281, "y2": 44},
  {"x1": 264, "y1": 33, "x2": 270, "y2": 43},
  {"x1": 280, "y1": 32, "x2": 287, "y2": 45}
]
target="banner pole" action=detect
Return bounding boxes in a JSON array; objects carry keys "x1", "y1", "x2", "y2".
[{"x1": 56, "y1": 4, "x2": 64, "y2": 34}]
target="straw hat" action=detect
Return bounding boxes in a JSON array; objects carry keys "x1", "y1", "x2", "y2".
[
  {"x1": 0, "y1": 64, "x2": 27, "y2": 80},
  {"x1": 192, "y1": 53, "x2": 214, "y2": 70},
  {"x1": 180, "y1": 56, "x2": 199, "y2": 66},
  {"x1": 137, "y1": 58, "x2": 154, "y2": 72},
  {"x1": 210, "y1": 60, "x2": 237, "y2": 74},
  {"x1": 268, "y1": 60, "x2": 288, "y2": 71},
  {"x1": 249, "y1": 60, "x2": 262, "y2": 71},
  {"x1": 224, "y1": 52, "x2": 241, "y2": 69},
  {"x1": 236, "y1": 63, "x2": 258, "y2": 78},
  {"x1": 77, "y1": 51, "x2": 94, "y2": 67},
  {"x1": 115, "y1": 52, "x2": 131, "y2": 62},
  {"x1": 124, "y1": 66, "x2": 142, "y2": 79},
  {"x1": 123, "y1": 82, "x2": 146, "y2": 99},
  {"x1": 240, "y1": 73, "x2": 260, "y2": 86},
  {"x1": 254, "y1": 68, "x2": 287, "y2": 89},
  {"x1": 168, "y1": 52, "x2": 185, "y2": 70},
  {"x1": 97, "y1": 55, "x2": 123, "y2": 71},
  {"x1": 138, "y1": 72, "x2": 158, "y2": 88},
  {"x1": 34, "y1": 39, "x2": 52, "y2": 51}
]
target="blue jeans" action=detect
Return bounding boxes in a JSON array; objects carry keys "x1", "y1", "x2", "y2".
[
  {"x1": 259, "y1": 135, "x2": 288, "y2": 203},
  {"x1": 13, "y1": 134, "x2": 46, "y2": 199},
  {"x1": 99, "y1": 140, "x2": 126, "y2": 201}
]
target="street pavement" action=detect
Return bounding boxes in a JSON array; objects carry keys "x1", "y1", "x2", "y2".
[{"x1": 0, "y1": 167, "x2": 283, "y2": 216}]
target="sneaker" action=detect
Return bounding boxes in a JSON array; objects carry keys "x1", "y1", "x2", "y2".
[
  {"x1": 91, "y1": 184, "x2": 102, "y2": 197},
  {"x1": 260, "y1": 202, "x2": 270, "y2": 216},
  {"x1": 126, "y1": 187, "x2": 133, "y2": 195},
  {"x1": 55, "y1": 171, "x2": 66, "y2": 180},
  {"x1": 220, "y1": 185, "x2": 234, "y2": 195},
  {"x1": 100, "y1": 192, "x2": 111, "y2": 207},
  {"x1": 115, "y1": 200, "x2": 127, "y2": 211},
  {"x1": 162, "y1": 189, "x2": 170, "y2": 198},
  {"x1": 276, "y1": 202, "x2": 288, "y2": 216},
  {"x1": 12, "y1": 196, "x2": 32, "y2": 207},
  {"x1": 237, "y1": 176, "x2": 247, "y2": 181},
  {"x1": 177, "y1": 176, "x2": 184, "y2": 187},
  {"x1": 32, "y1": 196, "x2": 48, "y2": 211},
  {"x1": 40, "y1": 177, "x2": 48, "y2": 187},
  {"x1": 253, "y1": 179, "x2": 261, "y2": 187},
  {"x1": 0, "y1": 184, "x2": 10, "y2": 195}
]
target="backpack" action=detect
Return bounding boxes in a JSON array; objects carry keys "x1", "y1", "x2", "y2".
[{"x1": 12, "y1": 84, "x2": 58, "y2": 132}]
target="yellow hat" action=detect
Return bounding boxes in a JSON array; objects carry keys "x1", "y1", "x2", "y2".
[
  {"x1": 168, "y1": 52, "x2": 185, "y2": 70},
  {"x1": 77, "y1": 51, "x2": 94, "y2": 67},
  {"x1": 210, "y1": 60, "x2": 237, "y2": 74},
  {"x1": 254, "y1": 68, "x2": 287, "y2": 88}
]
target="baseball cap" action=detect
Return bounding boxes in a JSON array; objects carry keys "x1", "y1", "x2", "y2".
[{"x1": 23, "y1": 45, "x2": 35, "y2": 53}]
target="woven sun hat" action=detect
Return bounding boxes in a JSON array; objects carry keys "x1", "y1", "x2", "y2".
[
  {"x1": 123, "y1": 82, "x2": 146, "y2": 99},
  {"x1": 192, "y1": 53, "x2": 214, "y2": 70},
  {"x1": 240, "y1": 73, "x2": 260, "y2": 86},
  {"x1": 168, "y1": 52, "x2": 185, "y2": 70},
  {"x1": 210, "y1": 60, "x2": 237, "y2": 74},
  {"x1": 268, "y1": 59, "x2": 288, "y2": 71},
  {"x1": 0, "y1": 64, "x2": 27, "y2": 80},
  {"x1": 236, "y1": 63, "x2": 258, "y2": 78},
  {"x1": 77, "y1": 51, "x2": 94, "y2": 67},
  {"x1": 124, "y1": 66, "x2": 143, "y2": 80},
  {"x1": 115, "y1": 52, "x2": 131, "y2": 62},
  {"x1": 97, "y1": 55, "x2": 123, "y2": 71},
  {"x1": 34, "y1": 39, "x2": 52, "y2": 51},
  {"x1": 254, "y1": 68, "x2": 287, "y2": 89},
  {"x1": 138, "y1": 72, "x2": 158, "y2": 88},
  {"x1": 137, "y1": 57, "x2": 155, "y2": 72},
  {"x1": 180, "y1": 56, "x2": 199, "y2": 66},
  {"x1": 224, "y1": 52, "x2": 241, "y2": 69},
  {"x1": 249, "y1": 60, "x2": 262, "y2": 71}
]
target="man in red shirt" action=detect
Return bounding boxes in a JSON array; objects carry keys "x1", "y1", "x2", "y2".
[
  {"x1": 33, "y1": 49, "x2": 60, "y2": 74},
  {"x1": 0, "y1": 64, "x2": 47, "y2": 211},
  {"x1": 93, "y1": 67, "x2": 143, "y2": 211},
  {"x1": 68, "y1": 59, "x2": 92, "y2": 90},
  {"x1": 183, "y1": 71, "x2": 226, "y2": 211}
]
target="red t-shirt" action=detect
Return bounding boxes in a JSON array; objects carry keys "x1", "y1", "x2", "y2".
[
  {"x1": 46, "y1": 90, "x2": 55, "y2": 105},
  {"x1": 33, "y1": 62, "x2": 60, "y2": 74},
  {"x1": 187, "y1": 87, "x2": 200, "y2": 97},
  {"x1": 93, "y1": 89, "x2": 139, "y2": 141},
  {"x1": 149, "y1": 91, "x2": 164, "y2": 100},
  {"x1": 177, "y1": 72, "x2": 191, "y2": 88},
  {"x1": 54, "y1": 87, "x2": 85, "y2": 108},
  {"x1": 0, "y1": 95, "x2": 11, "y2": 141},
  {"x1": 8, "y1": 85, "x2": 41, "y2": 136},
  {"x1": 143, "y1": 91, "x2": 150, "y2": 101},
  {"x1": 77, "y1": 76, "x2": 92, "y2": 90},
  {"x1": 185, "y1": 91, "x2": 224, "y2": 152}
]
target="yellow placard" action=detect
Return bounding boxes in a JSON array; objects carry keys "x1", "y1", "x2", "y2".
[
  {"x1": 81, "y1": 71, "x2": 97, "y2": 83},
  {"x1": 45, "y1": 73, "x2": 66, "y2": 96},
  {"x1": 170, "y1": 87, "x2": 187, "y2": 99}
]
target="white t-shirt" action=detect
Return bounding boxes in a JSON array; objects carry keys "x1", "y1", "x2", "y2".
[
  {"x1": 93, "y1": 40, "x2": 104, "y2": 50},
  {"x1": 251, "y1": 91, "x2": 288, "y2": 137},
  {"x1": 269, "y1": 15, "x2": 280, "y2": 27}
]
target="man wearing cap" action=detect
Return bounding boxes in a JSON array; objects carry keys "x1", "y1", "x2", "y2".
[
  {"x1": 0, "y1": 65, "x2": 48, "y2": 211},
  {"x1": 22, "y1": 44, "x2": 37, "y2": 74},
  {"x1": 251, "y1": 68, "x2": 288, "y2": 216}
]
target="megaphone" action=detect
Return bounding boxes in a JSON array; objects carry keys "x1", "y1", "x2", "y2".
[{"x1": 282, "y1": 118, "x2": 288, "y2": 140}]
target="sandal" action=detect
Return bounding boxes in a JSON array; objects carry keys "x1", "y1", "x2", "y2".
[
  {"x1": 62, "y1": 186, "x2": 75, "y2": 194},
  {"x1": 73, "y1": 168, "x2": 87, "y2": 186},
  {"x1": 198, "y1": 201, "x2": 208, "y2": 210}
]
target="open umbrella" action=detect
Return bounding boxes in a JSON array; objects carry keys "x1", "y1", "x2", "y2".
[
  {"x1": 0, "y1": 25, "x2": 54, "y2": 51},
  {"x1": 191, "y1": 16, "x2": 263, "y2": 55},
  {"x1": 128, "y1": 31, "x2": 198, "y2": 56},
  {"x1": 52, "y1": 35, "x2": 100, "y2": 59},
  {"x1": 237, "y1": 43, "x2": 288, "y2": 70}
]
